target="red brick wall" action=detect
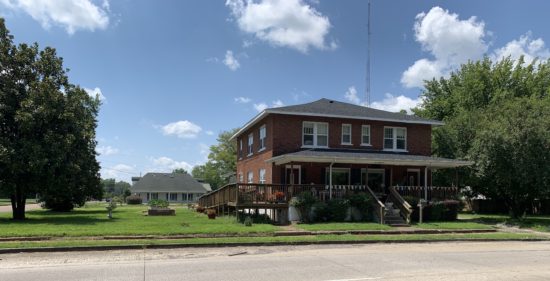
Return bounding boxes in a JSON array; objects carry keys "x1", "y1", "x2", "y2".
[{"x1": 270, "y1": 114, "x2": 432, "y2": 156}]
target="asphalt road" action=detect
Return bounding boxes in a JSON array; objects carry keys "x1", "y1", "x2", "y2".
[{"x1": 1, "y1": 241, "x2": 550, "y2": 281}]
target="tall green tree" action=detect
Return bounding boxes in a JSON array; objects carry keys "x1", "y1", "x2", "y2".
[
  {"x1": 0, "y1": 19, "x2": 101, "y2": 218},
  {"x1": 415, "y1": 56, "x2": 550, "y2": 217},
  {"x1": 192, "y1": 128, "x2": 238, "y2": 189}
]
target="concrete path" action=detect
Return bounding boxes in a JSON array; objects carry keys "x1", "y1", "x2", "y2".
[
  {"x1": 1, "y1": 241, "x2": 550, "y2": 280},
  {"x1": 0, "y1": 204, "x2": 41, "y2": 213}
]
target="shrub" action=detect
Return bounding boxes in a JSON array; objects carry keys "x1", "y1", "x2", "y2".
[
  {"x1": 196, "y1": 206, "x2": 205, "y2": 213},
  {"x1": 348, "y1": 193, "x2": 372, "y2": 221},
  {"x1": 148, "y1": 199, "x2": 169, "y2": 208},
  {"x1": 312, "y1": 202, "x2": 329, "y2": 222},
  {"x1": 126, "y1": 195, "x2": 142, "y2": 205},
  {"x1": 243, "y1": 216, "x2": 253, "y2": 227},
  {"x1": 289, "y1": 191, "x2": 318, "y2": 223},
  {"x1": 327, "y1": 199, "x2": 350, "y2": 222}
]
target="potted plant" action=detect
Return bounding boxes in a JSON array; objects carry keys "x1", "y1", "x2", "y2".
[
  {"x1": 147, "y1": 199, "x2": 175, "y2": 216},
  {"x1": 207, "y1": 209, "x2": 216, "y2": 219},
  {"x1": 274, "y1": 191, "x2": 285, "y2": 203}
]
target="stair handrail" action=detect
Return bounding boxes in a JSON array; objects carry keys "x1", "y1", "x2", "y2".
[
  {"x1": 365, "y1": 185, "x2": 385, "y2": 224},
  {"x1": 388, "y1": 186, "x2": 413, "y2": 224}
]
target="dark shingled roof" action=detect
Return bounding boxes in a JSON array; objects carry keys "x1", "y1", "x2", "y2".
[
  {"x1": 266, "y1": 99, "x2": 442, "y2": 124},
  {"x1": 131, "y1": 173, "x2": 209, "y2": 193}
]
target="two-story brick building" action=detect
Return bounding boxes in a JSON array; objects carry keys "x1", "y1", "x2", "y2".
[{"x1": 233, "y1": 98, "x2": 469, "y2": 193}]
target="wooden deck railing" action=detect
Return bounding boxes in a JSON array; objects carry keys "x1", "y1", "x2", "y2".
[
  {"x1": 393, "y1": 186, "x2": 460, "y2": 201},
  {"x1": 388, "y1": 186, "x2": 412, "y2": 224}
]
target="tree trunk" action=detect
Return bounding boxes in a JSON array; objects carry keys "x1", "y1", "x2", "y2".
[{"x1": 11, "y1": 186, "x2": 26, "y2": 220}]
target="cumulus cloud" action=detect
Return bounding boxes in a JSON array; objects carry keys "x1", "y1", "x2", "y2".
[
  {"x1": 344, "y1": 86, "x2": 362, "y2": 105},
  {"x1": 84, "y1": 87, "x2": 106, "y2": 101},
  {"x1": 370, "y1": 93, "x2": 423, "y2": 114},
  {"x1": 96, "y1": 145, "x2": 118, "y2": 156},
  {"x1": 401, "y1": 6, "x2": 488, "y2": 88},
  {"x1": 234, "y1": 96, "x2": 251, "y2": 103},
  {"x1": 492, "y1": 32, "x2": 550, "y2": 64},
  {"x1": 101, "y1": 163, "x2": 134, "y2": 182},
  {"x1": 161, "y1": 120, "x2": 202, "y2": 139},
  {"x1": 225, "y1": 0, "x2": 335, "y2": 53},
  {"x1": 151, "y1": 156, "x2": 193, "y2": 172},
  {"x1": 223, "y1": 50, "x2": 240, "y2": 71},
  {"x1": 0, "y1": 0, "x2": 110, "y2": 34},
  {"x1": 253, "y1": 100, "x2": 284, "y2": 112}
]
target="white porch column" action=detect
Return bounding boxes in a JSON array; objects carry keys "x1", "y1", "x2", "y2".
[
  {"x1": 329, "y1": 162, "x2": 334, "y2": 200},
  {"x1": 424, "y1": 166, "x2": 428, "y2": 201}
]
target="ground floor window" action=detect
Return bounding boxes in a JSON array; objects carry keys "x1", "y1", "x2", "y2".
[
  {"x1": 169, "y1": 193, "x2": 178, "y2": 201},
  {"x1": 325, "y1": 168, "x2": 350, "y2": 185},
  {"x1": 188, "y1": 194, "x2": 194, "y2": 201},
  {"x1": 151, "y1": 193, "x2": 158, "y2": 200},
  {"x1": 362, "y1": 168, "x2": 385, "y2": 192}
]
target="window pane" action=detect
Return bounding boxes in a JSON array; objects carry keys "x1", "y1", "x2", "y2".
[
  {"x1": 342, "y1": 135, "x2": 351, "y2": 143},
  {"x1": 317, "y1": 123, "x2": 328, "y2": 135},
  {"x1": 303, "y1": 135, "x2": 314, "y2": 145},
  {"x1": 397, "y1": 139, "x2": 406, "y2": 150},
  {"x1": 362, "y1": 126, "x2": 370, "y2": 144},
  {"x1": 396, "y1": 128, "x2": 406, "y2": 138},
  {"x1": 317, "y1": 135, "x2": 328, "y2": 146},
  {"x1": 384, "y1": 128, "x2": 393, "y2": 138},
  {"x1": 362, "y1": 135, "x2": 370, "y2": 144},
  {"x1": 303, "y1": 123, "x2": 314, "y2": 134},
  {"x1": 384, "y1": 138, "x2": 393, "y2": 149},
  {"x1": 342, "y1": 125, "x2": 351, "y2": 134}
]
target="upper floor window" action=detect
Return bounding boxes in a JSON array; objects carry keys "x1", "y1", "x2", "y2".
[
  {"x1": 341, "y1": 124, "x2": 352, "y2": 145},
  {"x1": 384, "y1": 127, "x2": 407, "y2": 151},
  {"x1": 303, "y1": 122, "x2": 328, "y2": 147},
  {"x1": 361, "y1": 125, "x2": 371, "y2": 145},
  {"x1": 248, "y1": 133, "x2": 253, "y2": 155},
  {"x1": 238, "y1": 172, "x2": 243, "y2": 183},
  {"x1": 259, "y1": 125, "x2": 266, "y2": 151},
  {"x1": 259, "y1": 169, "x2": 266, "y2": 184},
  {"x1": 239, "y1": 139, "x2": 243, "y2": 159},
  {"x1": 247, "y1": 171, "x2": 254, "y2": 183}
]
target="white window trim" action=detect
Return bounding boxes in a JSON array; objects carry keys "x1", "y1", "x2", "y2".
[
  {"x1": 258, "y1": 124, "x2": 266, "y2": 152},
  {"x1": 239, "y1": 139, "x2": 243, "y2": 159},
  {"x1": 247, "y1": 171, "x2": 254, "y2": 183},
  {"x1": 383, "y1": 126, "x2": 408, "y2": 152},
  {"x1": 341, "y1": 124, "x2": 352, "y2": 145},
  {"x1": 361, "y1": 125, "x2": 371, "y2": 146},
  {"x1": 238, "y1": 172, "x2": 244, "y2": 183},
  {"x1": 302, "y1": 121, "x2": 329, "y2": 148},
  {"x1": 247, "y1": 133, "x2": 254, "y2": 156}
]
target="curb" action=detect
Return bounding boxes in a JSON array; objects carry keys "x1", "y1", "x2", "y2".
[{"x1": 0, "y1": 238, "x2": 547, "y2": 254}]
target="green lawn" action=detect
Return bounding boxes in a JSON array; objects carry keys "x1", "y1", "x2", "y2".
[
  {"x1": 0, "y1": 204, "x2": 278, "y2": 237},
  {"x1": 459, "y1": 213, "x2": 550, "y2": 232},
  {"x1": 0, "y1": 232, "x2": 546, "y2": 250},
  {"x1": 414, "y1": 221, "x2": 494, "y2": 230},
  {"x1": 297, "y1": 222, "x2": 391, "y2": 231}
]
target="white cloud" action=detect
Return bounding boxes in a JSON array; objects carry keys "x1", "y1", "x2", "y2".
[
  {"x1": 96, "y1": 145, "x2": 118, "y2": 156},
  {"x1": 205, "y1": 130, "x2": 214, "y2": 136},
  {"x1": 234, "y1": 96, "x2": 251, "y2": 103},
  {"x1": 253, "y1": 102, "x2": 268, "y2": 112},
  {"x1": 0, "y1": 0, "x2": 110, "y2": 34},
  {"x1": 161, "y1": 120, "x2": 202, "y2": 139},
  {"x1": 151, "y1": 156, "x2": 193, "y2": 172},
  {"x1": 226, "y1": 0, "x2": 335, "y2": 53},
  {"x1": 401, "y1": 6, "x2": 488, "y2": 88},
  {"x1": 344, "y1": 86, "x2": 361, "y2": 105},
  {"x1": 101, "y1": 163, "x2": 134, "y2": 182},
  {"x1": 253, "y1": 100, "x2": 284, "y2": 112},
  {"x1": 84, "y1": 87, "x2": 106, "y2": 101},
  {"x1": 370, "y1": 93, "x2": 423, "y2": 114},
  {"x1": 492, "y1": 32, "x2": 550, "y2": 64},
  {"x1": 223, "y1": 50, "x2": 240, "y2": 71}
]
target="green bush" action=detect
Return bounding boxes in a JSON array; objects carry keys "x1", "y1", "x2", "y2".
[
  {"x1": 237, "y1": 212, "x2": 272, "y2": 224},
  {"x1": 126, "y1": 195, "x2": 142, "y2": 205},
  {"x1": 243, "y1": 216, "x2": 253, "y2": 227},
  {"x1": 148, "y1": 199, "x2": 169, "y2": 208},
  {"x1": 348, "y1": 193, "x2": 372, "y2": 221},
  {"x1": 311, "y1": 202, "x2": 329, "y2": 222},
  {"x1": 327, "y1": 199, "x2": 349, "y2": 222},
  {"x1": 290, "y1": 191, "x2": 318, "y2": 223}
]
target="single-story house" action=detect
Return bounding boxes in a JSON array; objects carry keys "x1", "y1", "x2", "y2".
[{"x1": 131, "y1": 172, "x2": 209, "y2": 203}]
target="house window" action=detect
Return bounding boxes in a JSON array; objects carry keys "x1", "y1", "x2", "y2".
[
  {"x1": 384, "y1": 127, "x2": 407, "y2": 151},
  {"x1": 259, "y1": 125, "x2": 266, "y2": 151},
  {"x1": 151, "y1": 193, "x2": 158, "y2": 200},
  {"x1": 169, "y1": 193, "x2": 178, "y2": 201},
  {"x1": 188, "y1": 194, "x2": 194, "y2": 201},
  {"x1": 247, "y1": 133, "x2": 253, "y2": 155},
  {"x1": 325, "y1": 168, "x2": 350, "y2": 185},
  {"x1": 361, "y1": 125, "x2": 371, "y2": 145},
  {"x1": 302, "y1": 122, "x2": 328, "y2": 147},
  {"x1": 247, "y1": 171, "x2": 254, "y2": 183},
  {"x1": 182, "y1": 193, "x2": 188, "y2": 201},
  {"x1": 259, "y1": 169, "x2": 266, "y2": 184},
  {"x1": 341, "y1": 124, "x2": 352, "y2": 145},
  {"x1": 239, "y1": 139, "x2": 243, "y2": 159},
  {"x1": 238, "y1": 172, "x2": 244, "y2": 183}
]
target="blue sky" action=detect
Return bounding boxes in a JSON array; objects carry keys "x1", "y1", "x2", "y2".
[{"x1": 2, "y1": 0, "x2": 550, "y2": 182}]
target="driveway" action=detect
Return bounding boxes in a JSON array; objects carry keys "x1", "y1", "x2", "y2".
[{"x1": 1, "y1": 241, "x2": 550, "y2": 280}]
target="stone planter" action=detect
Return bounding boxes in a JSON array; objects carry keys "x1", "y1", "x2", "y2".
[{"x1": 147, "y1": 208, "x2": 175, "y2": 216}]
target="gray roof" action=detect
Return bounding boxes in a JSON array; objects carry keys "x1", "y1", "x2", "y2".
[
  {"x1": 131, "y1": 173, "x2": 209, "y2": 193},
  {"x1": 267, "y1": 149, "x2": 472, "y2": 168},
  {"x1": 231, "y1": 98, "x2": 443, "y2": 140}
]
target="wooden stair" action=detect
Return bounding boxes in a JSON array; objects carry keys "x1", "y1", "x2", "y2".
[{"x1": 384, "y1": 202, "x2": 410, "y2": 227}]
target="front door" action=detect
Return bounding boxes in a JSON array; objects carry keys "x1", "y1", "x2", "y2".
[
  {"x1": 285, "y1": 165, "x2": 301, "y2": 185},
  {"x1": 407, "y1": 169, "x2": 420, "y2": 186}
]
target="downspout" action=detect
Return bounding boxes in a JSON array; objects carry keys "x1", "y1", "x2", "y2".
[{"x1": 329, "y1": 161, "x2": 335, "y2": 200}]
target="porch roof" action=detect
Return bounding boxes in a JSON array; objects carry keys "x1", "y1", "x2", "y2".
[{"x1": 266, "y1": 149, "x2": 472, "y2": 168}]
